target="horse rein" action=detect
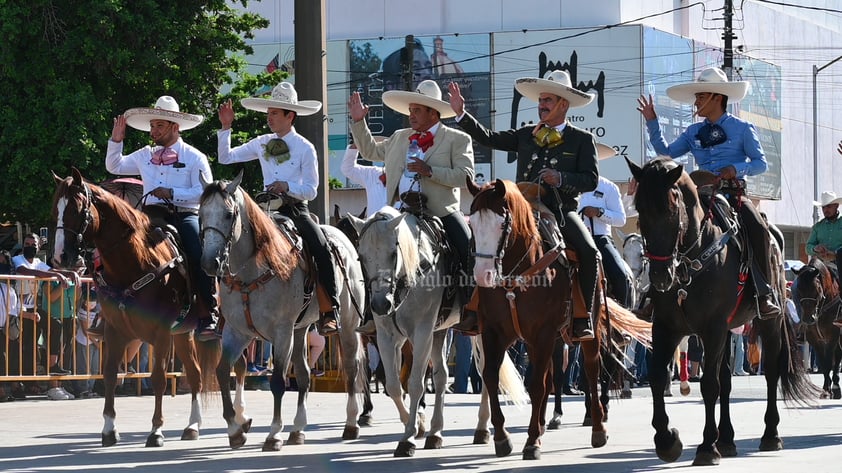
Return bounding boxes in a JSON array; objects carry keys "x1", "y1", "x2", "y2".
[{"x1": 56, "y1": 181, "x2": 94, "y2": 255}]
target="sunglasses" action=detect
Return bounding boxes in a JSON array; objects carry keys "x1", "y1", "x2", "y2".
[{"x1": 533, "y1": 126, "x2": 564, "y2": 149}]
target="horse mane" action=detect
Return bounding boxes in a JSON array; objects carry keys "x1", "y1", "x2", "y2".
[
  {"x1": 372, "y1": 206, "x2": 421, "y2": 286},
  {"x1": 202, "y1": 182, "x2": 297, "y2": 281},
  {"x1": 500, "y1": 181, "x2": 540, "y2": 247},
  {"x1": 633, "y1": 157, "x2": 703, "y2": 247},
  {"x1": 808, "y1": 257, "x2": 838, "y2": 298}
]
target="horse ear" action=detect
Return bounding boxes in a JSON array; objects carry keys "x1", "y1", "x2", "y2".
[
  {"x1": 625, "y1": 157, "x2": 643, "y2": 181},
  {"x1": 71, "y1": 167, "x2": 83, "y2": 186},
  {"x1": 466, "y1": 175, "x2": 482, "y2": 196},
  {"x1": 333, "y1": 204, "x2": 340, "y2": 222},
  {"x1": 347, "y1": 214, "x2": 366, "y2": 233},
  {"x1": 387, "y1": 212, "x2": 408, "y2": 233},
  {"x1": 493, "y1": 179, "x2": 507, "y2": 196},
  {"x1": 665, "y1": 165, "x2": 684, "y2": 186},
  {"x1": 52, "y1": 171, "x2": 64, "y2": 186},
  {"x1": 199, "y1": 170, "x2": 212, "y2": 190},
  {"x1": 358, "y1": 207, "x2": 367, "y2": 219},
  {"x1": 226, "y1": 170, "x2": 244, "y2": 194},
  {"x1": 615, "y1": 227, "x2": 627, "y2": 242}
]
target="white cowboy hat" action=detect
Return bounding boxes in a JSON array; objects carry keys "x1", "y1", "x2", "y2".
[
  {"x1": 596, "y1": 143, "x2": 618, "y2": 160},
  {"x1": 124, "y1": 96, "x2": 204, "y2": 131},
  {"x1": 514, "y1": 70, "x2": 595, "y2": 109},
  {"x1": 241, "y1": 82, "x2": 322, "y2": 116},
  {"x1": 813, "y1": 190, "x2": 842, "y2": 207},
  {"x1": 381, "y1": 80, "x2": 456, "y2": 119},
  {"x1": 666, "y1": 67, "x2": 749, "y2": 104}
]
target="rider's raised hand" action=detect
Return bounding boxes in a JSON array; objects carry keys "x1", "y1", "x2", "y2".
[
  {"x1": 448, "y1": 82, "x2": 465, "y2": 117},
  {"x1": 111, "y1": 115, "x2": 127, "y2": 143},
  {"x1": 348, "y1": 92, "x2": 369, "y2": 122},
  {"x1": 636, "y1": 94, "x2": 657, "y2": 121},
  {"x1": 218, "y1": 99, "x2": 235, "y2": 130}
]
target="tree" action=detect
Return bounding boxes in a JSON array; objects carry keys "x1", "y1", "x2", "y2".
[{"x1": 0, "y1": 0, "x2": 274, "y2": 227}]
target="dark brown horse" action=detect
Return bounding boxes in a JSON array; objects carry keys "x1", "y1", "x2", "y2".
[
  {"x1": 628, "y1": 157, "x2": 817, "y2": 466},
  {"x1": 52, "y1": 168, "x2": 219, "y2": 447},
  {"x1": 467, "y1": 179, "x2": 650, "y2": 460},
  {"x1": 792, "y1": 257, "x2": 842, "y2": 399}
]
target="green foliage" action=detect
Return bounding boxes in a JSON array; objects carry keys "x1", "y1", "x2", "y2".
[
  {"x1": 328, "y1": 177, "x2": 344, "y2": 189},
  {"x1": 349, "y1": 42, "x2": 382, "y2": 89},
  {"x1": 0, "y1": 0, "x2": 272, "y2": 226}
]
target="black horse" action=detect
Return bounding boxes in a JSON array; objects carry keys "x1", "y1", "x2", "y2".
[
  {"x1": 627, "y1": 157, "x2": 817, "y2": 466},
  {"x1": 792, "y1": 257, "x2": 842, "y2": 399}
]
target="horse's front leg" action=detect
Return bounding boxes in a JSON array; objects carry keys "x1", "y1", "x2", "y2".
[
  {"x1": 692, "y1": 333, "x2": 726, "y2": 466},
  {"x1": 522, "y1": 339, "x2": 553, "y2": 460},
  {"x1": 394, "y1": 330, "x2": 433, "y2": 457},
  {"x1": 145, "y1": 343, "x2": 171, "y2": 447},
  {"x1": 101, "y1": 334, "x2": 125, "y2": 447},
  {"x1": 288, "y1": 327, "x2": 310, "y2": 445},
  {"x1": 337, "y1": 323, "x2": 364, "y2": 439},
  {"x1": 480, "y1": 331, "x2": 512, "y2": 457},
  {"x1": 173, "y1": 334, "x2": 202, "y2": 441},
  {"x1": 650, "y1": 327, "x2": 683, "y2": 463},
  {"x1": 378, "y1": 332, "x2": 410, "y2": 425},
  {"x1": 423, "y1": 330, "x2": 449, "y2": 450},
  {"x1": 716, "y1": 337, "x2": 737, "y2": 458},
  {"x1": 547, "y1": 338, "x2": 565, "y2": 430},
  {"x1": 217, "y1": 335, "x2": 252, "y2": 449}
]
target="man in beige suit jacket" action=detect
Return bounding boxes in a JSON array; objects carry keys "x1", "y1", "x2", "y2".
[{"x1": 348, "y1": 80, "x2": 475, "y2": 334}]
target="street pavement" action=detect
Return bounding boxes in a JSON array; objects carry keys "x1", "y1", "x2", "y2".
[{"x1": 1, "y1": 374, "x2": 840, "y2": 472}]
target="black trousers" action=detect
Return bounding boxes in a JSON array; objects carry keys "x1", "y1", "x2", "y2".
[
  {"x1": 594, "y1": 234, "x2": 632, "y2": 307},
  {"x1": 283, "y1": 201, "x2": 339, "y2": 310},
  {"x1": 441, "y1": 211, "x2": 473, "y2": 293},
  {"x1": 733, "y1": 196, "x2": 774, "y2": 295},
  {"x1": 556, "y1": 209, "x2": 600, "y2": 316}
]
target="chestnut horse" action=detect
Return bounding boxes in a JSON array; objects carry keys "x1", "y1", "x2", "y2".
[
  {"x1": 467, "y1": 178, "x2": 651, "y2": 460},
  {"x1": 52, "y1": 168, "x2": 219, "y2": 448},
  {"x1": 628, "y1": 157, "x2": 817, "y2": 466},
  {"x1": 792, "y1": 257, "x2": 842, "y2": 399}
]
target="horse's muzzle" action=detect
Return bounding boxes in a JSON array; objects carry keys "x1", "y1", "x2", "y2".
[{"x1": 370, "y1": 291, "x2": 393, "y2": 316}]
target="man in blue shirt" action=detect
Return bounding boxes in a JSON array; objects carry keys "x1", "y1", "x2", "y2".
[{"x1": 636, "y1": 67, "x2": 781, "y2": 318}]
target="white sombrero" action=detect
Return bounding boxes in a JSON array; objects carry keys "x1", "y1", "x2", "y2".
[
  {"x1": 124, "y1": 96, "x2": 204, "y2": 131},
  {"x1": 666, "y1": 67, "x2": 749, "y2": 104},
  {"x1": 596, "y1": 143, "x2": 618, "y2": 160},
  {"x1": 514, "y1": 70, "x2": 595, "y2": 109},
  {"x1": 813, "y1": 190, "x2": 842, "y2": 207},
  {"x1": 382, "y1": 80, "x2": 456, "y2": 119},
  {"x1": 241, "y1": 82, "x2": 322, "y2": 116}
]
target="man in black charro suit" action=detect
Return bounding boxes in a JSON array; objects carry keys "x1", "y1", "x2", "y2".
[{"x1": 448, "y1": 71, "x2": 600, "y2": 341}]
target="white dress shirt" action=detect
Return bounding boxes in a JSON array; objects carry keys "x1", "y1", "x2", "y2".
[
  {"x1": 217, "y1": 127, "x2": 318, "y2": 202},
  {"x1": 578, "y1": 176, "x2": 626, "y2": 236},
  {"x1": 340, "y1": 147, "x2": 387, "y2": 217},
  {"x1": 105, "y1": 137, "x2": 212, "y2": 210}
]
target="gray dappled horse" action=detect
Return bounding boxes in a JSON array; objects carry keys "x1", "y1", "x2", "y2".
[{"x1": 198, "y1": 173, "x2": 368, "y2": 451}]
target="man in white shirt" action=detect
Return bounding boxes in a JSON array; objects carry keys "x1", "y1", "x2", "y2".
[
  {"x1": 340, "y1": 142, "x2": 387, "y2": 217},
  {"x1": 106, "y1": 95, "x2": 219, "y2": 340}
]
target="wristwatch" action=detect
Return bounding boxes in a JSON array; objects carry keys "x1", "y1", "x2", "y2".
[{"x1": 597, "y1": 207, "x2": 605, "y2": 217}]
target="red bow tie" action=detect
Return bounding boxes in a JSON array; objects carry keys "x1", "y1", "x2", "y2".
[
  {"x1": 409, "y1": 131, "x2": 434, "y2": 152},
  {"x1": 151, "y1": 147, "x2": 178, "y2": 165}
]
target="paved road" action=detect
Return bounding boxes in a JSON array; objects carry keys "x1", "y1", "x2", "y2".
[{"x1": 1, "y1": 374, "x2": 840, "y2": 472}]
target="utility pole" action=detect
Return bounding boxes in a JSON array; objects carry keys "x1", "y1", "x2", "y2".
[
  {"x1": 295, "y1": 0, "x2": 328, "y2": 223},
  {"x1": 721, "y1": 0, "x2": 736, "y2": 81}
]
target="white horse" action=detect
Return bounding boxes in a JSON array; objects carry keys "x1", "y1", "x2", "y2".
[
  {"x1": 199, "y1": 172, "x2": 368, "y2": 451},
  {"x1": 348, "y1": 206, "x2": 526, "y2": 457},
  {"x1": 615, "y1": 229, "x2": 648, "y2": 309}
]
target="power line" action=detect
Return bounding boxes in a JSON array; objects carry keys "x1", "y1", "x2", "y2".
[{"x1": 752, "y1": 0, "x2": 842, "y2": 15}]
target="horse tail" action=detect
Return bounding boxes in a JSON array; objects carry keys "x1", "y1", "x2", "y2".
[
  {"x1": 472, "y1": 336, "x2": 528, "y2": 408},
  {"x1": 602, "y1": 297, "x2": 652, "y2": 349},
  {"x1": 776, "y1": 314, "x2": 821, "y2": 405},
  {"x1": 196, "y1": 338, "x2": 222, "y2": 402}
]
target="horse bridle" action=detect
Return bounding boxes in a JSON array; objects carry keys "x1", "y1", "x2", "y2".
[
  {"x1": 356, "y1": 214, "x2": 413, "y2": 313},
  {"x1": 56, "y1": 181, "x2": 94, "y2": 256},
  {"x1": 471, "y1": 206, "x2": 513, "y2": 282},
  {"x1": 642, "y1": 186, "x2": 705, "y2": 289},
  {"x1": 199, "y1": 188, "x2": 240, "y2": 278}
]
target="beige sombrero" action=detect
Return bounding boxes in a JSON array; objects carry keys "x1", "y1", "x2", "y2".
[
  {"x1": 666, "y1": 67, "x2": 749, "y2": 104},
  {"x1": 813, "y1": 191, "x2": 842, "y2": 207},
  {"x1": 596, "y1": 143, "x2": 618, "y2": 160},
  {"x1": 382, "y1": 80, "x2": 456, "y2": 119},
  {"x1": 514, "y1": 70, "x2": 595, "y2": 109},
  {"x1": 241, "y1": 82, "x2": 322, "y2": 116},
  {"x1": 124, "y1": 96, "x2": 204, "y2": 131}
]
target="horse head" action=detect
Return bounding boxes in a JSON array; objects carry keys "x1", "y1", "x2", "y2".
[
  {"x1": 619, "y1": 230, "x2": 650, "y2": 293},
  {"x1": 627, "y1": 157, "x2": 702, "y2": 292},
  {"x1": 52, "y1": 167, "x2": 96, "y2": 270},
  {"x1": 469, "y1": 179, "x2": 539, "y2": 288},
  {"x1": 334, "y1": 204, "x2": 366, "y2": 248},
  {"x1": 198, "y1": 171, "x2": 245, "y2": 278},
  {"x1": 350, "y1": 207, "x2": 419, "y2": 316},
  {"x1": 792, "y1": 258, "x2": 836, "y2": 325}
]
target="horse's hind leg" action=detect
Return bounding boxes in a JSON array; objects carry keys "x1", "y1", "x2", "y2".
[
  {"x1": 288, "y1": 327, "x2": 310, "y2": 446},
  {"x1": 580, "y1": 340, "x2": 607, "y2": 448},
  {"x1": 547, "y1": 338, "x2": 564, "y2": 430},
  {"x1": 692, "y1": 332, "x2": 728, "y2": 466},
  {"x1": 173, "y1": 334, "x2": 202, "y2": 441},
  {"x1": 715, "y1": 344, "x2": 737, "y2": 458}
]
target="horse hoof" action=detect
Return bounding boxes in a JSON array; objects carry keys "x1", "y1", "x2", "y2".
[
  {"x1": 145, "y1": 433, "x2": 164, "y2": 448},
  {"x1": 473, "y1": 429, "x2": 490, "y2": 444},
  {"x1": 494, "y1": 437, "x2": 513, "y2": 457},
  {"x1": 181, "y1": 428, "x2": 199, "y2": 441},
  {"x1": 821, "y1": 390, "x2": 830, "y2": 399},
  {"x1": 620, "y1": 389, "x2": 632, "y2": 399},
  {"x1": 241, "y1": 418, "x2": 253, "y2": 434},
  {"x1": 692, "y1": 450, "x2": 721, "y2": 466},
  {"x1": 832, "y1": 386, "x2": 841, "y2": 400},
  {"x1": 717, "y1": 441, "x2": 737, "y2": 457},
  {"x1": 424, "y1": 435, "x2": 443, "y2": 449},
  {"x1": 357, "y1": 415, "x2": 373, "y2": 427},
  {"x1": 342, "y1": 425, "x2": 360, "y2": 440},
  {"x1": 522, "y1": 444, "x2": 541, "y2": 460},
  {"x1": 287, "y1": 431, "x2": 305, "y2": 445},
  {"x1": 547, "y1": 414, "x2": 562, "y2": 430},
  {"x1": 680, "y1": 381, "x2": 691, "y2": 396},
  {"x1": 591, "y1": 430, "x2": 608, "y2": 448},
  {"x1": 229, "y1": 431, "x2": 247, "y2": 449},
  {"x1": 655, "y1": 428, "x2": 683, "y2": 463},
  {"x1": 582, "y1": 415, "x2": 593, "y2": 427},
  {"x1": 101, "y1": 431, "x2": 120, "y2": 447},
  {"x1": 759, "y1": 436, "x2": 783, "y2": 451},
  {"x1": 262, "y1": 438, "x2": 282, "y2": 452},
  {"x1": 394, "y1": 440, "x2": 416, "y2": 457}
]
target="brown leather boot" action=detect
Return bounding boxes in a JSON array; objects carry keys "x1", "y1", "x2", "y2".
[
  {"x1": 757, "y1": 294, "x2": 781, "y2": 319},
  {"x1": 452, "y1": 309, "x2": 479, "y2": 335},
  {"x1": 571, "y1": 317, "x2": 594, "y2": 341},
  {"x1": 319, "y1": 310, "x2": 339, "y2": 336}
]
